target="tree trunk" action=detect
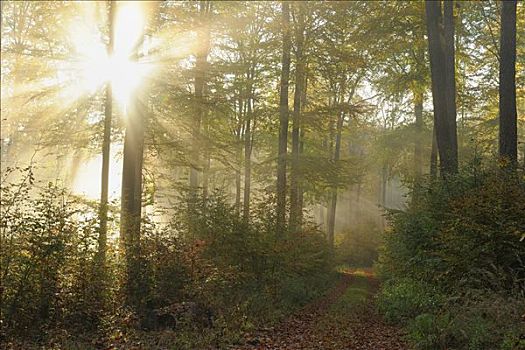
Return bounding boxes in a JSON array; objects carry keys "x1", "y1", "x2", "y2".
[
  {"x1": 327, "y1": 110, "x2": 344, "y2": 247},
  {"x1": 190, "y1": 1, "x2": 211, "y2": 190},
  {"x1": 499, "y1": 0, "x2": 517, "y2": 165},
  {"x1": 202, "y1": 152, "x2": 210, "y2": 199},
  {"x1": 414, "y1": 91, "x2": 423, "y2": 178},
  {"x1": 297, "y1": 72, "x2": 308, "y2": 227},
  {"x1": 98, "y1": 0, "x2": 114, "y2": 270},
  {"x1": 425, "y1": 0, "x2": 458, "y2": 176},
  {"x1": 120, "y1": 80, "x2": 146, "y2": 310},
  {"x1": 443, "y1": 0, "x2": 458, "y2": 170},
  {"x1": 289, "y1": 3, "x2": 305, "y2": 233},
  {"x1": 276, "y1": 1, "x2": 291, "y2": 235},
  {"x1": 243, "y1": 94, "x2": 252, "y2": 221},
  {"x1": 235, "y1": 98, "x2": 243, "y2": 216},
  {"x1": 355, "y1": 181, "x2": 362, "y2": 225},
  {"x1": 319, "y1": 204, "x2": 325, "y2": 230},
  {"x1": 430, "y1": 125, "x2": 438, "y2": 179}
]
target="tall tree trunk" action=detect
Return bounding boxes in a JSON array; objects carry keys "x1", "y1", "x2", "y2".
[
  {"x1": 98, "y1": 0, "x2": 114, "y2": 270},
  {"x1": 499, "y1": 0, "x2": 517, "y2": 165},
  {"x1": 425, "y1": 0, "x2": 458, "y2": 176},
  {"x1": 430, "y1": 125, "x2": 438, "y2": 179},
  {"x1": 235, "y1": 98, "x2": 243, "y2": 216},
  {"x1": 414, "y1": 91, "x2": 423, "y2": 178},
  {"x1": 297, "y1": 72, "x2": 308, "y2": 227},
  {"x1": 276, "y1": 1, "x2": 291, "y2": 235},
  {"x1": 243, "y1": 94, "x2": 253, "y2": 221},
  {"x1": 120, "y1": 80, "x2": 146, "y2": 310},
  {"x1": 319, "y1": 204, "x2": 325, "y2": 230},
  {"x1": 289, "y1": 3, "x2": 305, "y2": 233},
  {"x1": 235, "y1": 96, "x2": 244, "y2": 216},
  {"x1": 327, "y1": 110, "x2": 344, "y2": 247},
  {"x1": 355, "y1": 181, "x2": 362, "y2": 225},
  {"x1": 190, "y1": 1, "x2": 211, "y2": 190},
  {"x1": 202, "y1": 151, "x2": 210, "y2": 199},
  {"x1": 443, "y1": 0, "x2": 458, "y2": 170}
]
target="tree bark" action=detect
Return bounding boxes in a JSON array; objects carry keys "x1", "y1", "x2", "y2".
[
  {"x1": 276, "y1": 1, "x2": 291, "y2": 236},
  {"x1": 430, "y1": 125, "x2": 438, "y2": 179},
  {"x1": 414, "y1": 91, "x2": 423, "y2": 178},
  {"x1": 443, "y1": 0, "x2": 458, "y2": 170},
  {"x1": 289, "y1": 3, "x2": 305, "y2": 233},
  {"x1": 98, "y1": 0, "x2": 114, "y2": 270},
  {"x1": 327, "y1": 109, "x2": 344, "y2": 247},
  {"x1": 297, "y1": 72, "x2": 308, "y2": 226},
  {"x1": 190, "y1": 1, "x2": 211, "y2": 190},
  {"x1": 119, "y1": 7, "x2": 151, "y2": 309},
  {"x1": 499, "y1": 0, "x2": 517, "y2": 165},
  {"x1": 425, "y1": 0, "x2": 458, "y2": 176},
  {"x1": 235, "y1": 97, "x2": 243, "y2": 216},
  {"x1": 120, "y1": 79, "x2": 146, "y2": 309},
  {"x1": 243, "y1": 92, "x2": 253, "y2": 221}
]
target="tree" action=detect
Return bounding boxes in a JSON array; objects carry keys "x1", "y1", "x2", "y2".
[
  {"x1": 425, "y1": 0, "x2": 458, "y2": 176},
  {"x1": 97, "y1": 0, "x2": 114, "y2": 271},
  {"x1": 289, "y1": 2, "x2": 306, "y2": 232},
  {"x1": 190, "y1": 1, "x2": 212, "y2": 190},
  {"x1": 499, "y1": 0, "x2": 517, "y2": 165},
  {"x1": 119, "y1": 1, "x2": 156, "y2": 313},
  {"x1": 276, "y1": 1, "x2": 291, "y2": 235}
]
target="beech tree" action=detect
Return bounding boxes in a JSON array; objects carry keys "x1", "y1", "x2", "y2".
[
  {"x1": 276, "y1": 1, "x2": 291, "y2": 235},
  {"x1": 499, "y1": 0, "x2": 518, "y2": 166},
  {"x1": 425, "y1": 0, "x2": 458, "y2": 176},
  {"x1": 97, "y1": 0, "x2": 114, "y2": 270}
]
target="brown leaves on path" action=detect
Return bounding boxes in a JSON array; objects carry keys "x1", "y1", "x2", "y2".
[{"x1": 233, "y1": 270, "x2": 407, "y2": 350}]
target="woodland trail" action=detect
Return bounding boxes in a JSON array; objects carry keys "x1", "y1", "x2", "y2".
[{"x1": 234, "y1": 270, "x2": 407, "y2": 350}]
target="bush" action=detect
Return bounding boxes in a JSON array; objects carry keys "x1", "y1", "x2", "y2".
[
  {"x1": 336, "y1": 221, "x2": 381, "y2": 267},
  {"x1": 377, "y1": 278, "x2": 444, "y2": 325},
  {"x1": 0, "y1": 168, "x2": 108, "y2": 338},
  {"x1": 1, "y1": 172, "x2": 335, "y2": 348},
  {"x1": 407, "y1": 313, "x2": 453, "y2": 350},
  {"x1": 450, "y1": 293, "x2": 525, "y2": 350},
  {"x1": 377, "y1": 165, "x2": 525, "y2": 350},
  {"x1": 167, "y1": 191, "x2": 334, "y2": 327},
  {"x1": 378, "y1": 167, "x2": 525, "y2": 292}
]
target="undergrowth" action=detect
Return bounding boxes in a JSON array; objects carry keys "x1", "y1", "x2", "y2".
[
  {"x1": 0, "y1": 168, "x2": 335, "y2": 349},
  {"x1": 376, "y1": 165, "x2": 525, "y2": 350}
]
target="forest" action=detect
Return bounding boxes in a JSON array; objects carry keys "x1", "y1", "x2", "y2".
[{"x1": 0, "y1": 1, "x2": 524, "y2": 349}]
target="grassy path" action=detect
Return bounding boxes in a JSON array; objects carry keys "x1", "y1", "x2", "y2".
[{"x1": 234, "y1": 270, "x2": 407, "y2": 350}]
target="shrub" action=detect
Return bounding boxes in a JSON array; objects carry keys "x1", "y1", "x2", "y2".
[
  {"x1": 450, "y1": 293, "x2": 525, "y2": 350},
  {"x1": 1, "y1": 173, "x2": 335, "y2": 348},
  {"x1": 336, "y1": 221, "x2": 381, "y2": 267},
  {"x1": 377, "y1": 278, "x2": 444, "y2": 325},
  {"x1": 407, "y1": 313, "x2": 453, "y2": 350},
  {"x1": 378, "y1": 167, "x2": 525, "y2": 292},
  {"x1": 377, "y1": 165, "x2": 525, "y2": 350}
]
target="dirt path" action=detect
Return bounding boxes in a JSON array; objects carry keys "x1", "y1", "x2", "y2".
[{"x1": 234, "y1": 270, "x2": 407, "y2": 350}]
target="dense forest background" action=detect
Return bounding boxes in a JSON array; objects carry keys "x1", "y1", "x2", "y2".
[{"x1": 0, "y1": 1, "x2": 524, "y2": 349}]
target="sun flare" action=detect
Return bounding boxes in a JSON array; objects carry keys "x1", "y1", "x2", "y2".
[{"x1": 74, "y1": 1, "x2": 150, "y2": 110}]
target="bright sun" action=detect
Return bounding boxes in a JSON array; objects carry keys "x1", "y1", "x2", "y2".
[
  {"x1": 69, "y1": 2, "x2": 151, "y2": 200},
  {"x1": 75, "y1": 1, "x2": 151, "y2": 110}
]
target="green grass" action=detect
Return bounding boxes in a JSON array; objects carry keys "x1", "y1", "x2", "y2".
[{"x1": 330, "y1": 275, "x2": 371, "y2": 316}]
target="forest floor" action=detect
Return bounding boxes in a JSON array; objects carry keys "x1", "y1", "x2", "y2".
[{"x1": 233, "y1": 269, "x2": 407, "y2": 350}]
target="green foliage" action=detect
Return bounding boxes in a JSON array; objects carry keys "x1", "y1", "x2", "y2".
[
  {"x1": 405, "y1": 294, "x2": 525, "y2": 350},
  {"x1": 0, "y1": 167, "x2": 109, "y2": 338},
  {"x1": 378, "y1": 167, "x2": 525, "y2": 291},
  {"x1": 377, "y1": 278, "x2": 444, "y2": 325},
  {"x1": 336, "y1": 221, "x2": 381, "y2": 267},
  {"x1": 1, "y1": 174, "x2": 334, "y2": 348},
  {"x1": 377, "y1": 165, "x2": 525, "y2": 350},
  {"x1": 166, "y1": 191, "x2": 334, "y2": 328},
  {"x1": 330, "y1": 275, "x2": 369, "y2": 316},
  {"x1": 406, "y1": 313, "x2": 453, "y2": 350}
]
